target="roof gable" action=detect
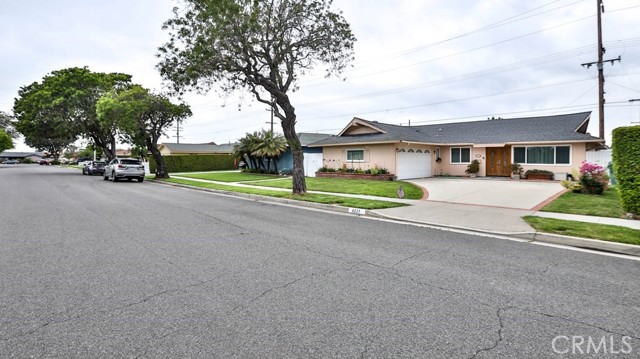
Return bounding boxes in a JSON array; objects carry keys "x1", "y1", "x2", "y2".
[{"x1": 338, "y1": 117, "x2": 388, "y2": 136}]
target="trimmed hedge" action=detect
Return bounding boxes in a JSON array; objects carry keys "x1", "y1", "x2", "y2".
[
  {"x1": 149, "y1": 154, "x2": 235, "y2": 173},
  {"x1": 612, "y1": 126, "x2": 640, "y2": 215}
]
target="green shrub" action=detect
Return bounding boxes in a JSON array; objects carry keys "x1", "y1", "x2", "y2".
[
  {"x1": 50, "y1": 160, "x2": 61, "y2": 165},
  {"x1": 612, "y1": 126, "x2": 640, "y2": 215},
  {"x1": 21, "y1": 158, "x2": 33, "y2": 164},
  {"x1": 150, "y1": 154, "x2": 235, "y2": 173}
]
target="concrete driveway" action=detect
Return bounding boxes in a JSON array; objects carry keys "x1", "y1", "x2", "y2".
[{"x1": 408, "y1": 177, "x2": 565, "y2": 210}]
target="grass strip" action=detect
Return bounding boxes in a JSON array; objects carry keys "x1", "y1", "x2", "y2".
[
  {"x1": 523, "y1": 216, "x2": 640, "y2": 246},
  {"x1": 251, "y1": 177, "x2": 423, "y2": 199},
  {"x1": 540, "y1": 187, "x2": 625, "y2": 218},
  {"x1": 163, "y1": 178, "x2": 407, "y2": 210}
]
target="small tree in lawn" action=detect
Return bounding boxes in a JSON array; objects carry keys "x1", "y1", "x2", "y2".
[
  {"x1": 157, "y1": 0, "x2": 356, "y2": 194},
  {"x1": 97, "y1": 86, "x2": 191, "y2": 178}
]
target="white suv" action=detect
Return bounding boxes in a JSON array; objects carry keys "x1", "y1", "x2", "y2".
[{"x1": 103, "y1": 158, "x2": 145, "y2": 182}]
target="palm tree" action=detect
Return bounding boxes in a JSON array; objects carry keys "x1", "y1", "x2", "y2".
[
  {"x1": 253, "y1": 130, "x2": 287, "y2": 174},
  {"x1": 234, "y1": 131, "x2": 262, "y2": 170}
]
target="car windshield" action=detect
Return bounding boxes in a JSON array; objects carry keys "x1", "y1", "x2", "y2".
[
  {"x1": 121, "y1": 159, "x2": 141, "y2": 165},
  {"x1": 94, "y1": 162, "x2": 105, "y2": 166}
]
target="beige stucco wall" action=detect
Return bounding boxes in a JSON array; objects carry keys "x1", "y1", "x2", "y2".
[
  {"x1": 322, "y1": 144, "x2": 397, "y2": 172},
  {"x1": 159, "y1": 147, "x2": 171, "y2": 156},
  {"x1": 433, "y1": 146, "x2": 486, "y2": 177}
]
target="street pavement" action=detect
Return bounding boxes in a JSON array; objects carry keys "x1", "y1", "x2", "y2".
[{"x1": 1, "y1": 165, "x2": 639, "y2": 358}]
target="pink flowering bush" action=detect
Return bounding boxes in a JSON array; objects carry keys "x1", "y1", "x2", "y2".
[{"x1": 579, "y1": 161, "x2": 609, "y2": 195}]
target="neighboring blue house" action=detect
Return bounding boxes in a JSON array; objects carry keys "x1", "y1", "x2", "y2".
[{"x1": 277, "y1": 133, "x2": 333, "y2": 176}]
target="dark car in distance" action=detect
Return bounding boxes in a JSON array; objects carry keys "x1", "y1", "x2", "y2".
[
  {"x1": 83, "y1": 161, "x2": 106, "y2": 176},
  {"x1": 39, "y1": 160, "x2": 50, "y2": 165}
]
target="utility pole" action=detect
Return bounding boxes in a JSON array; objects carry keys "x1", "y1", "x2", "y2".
[
  {"x1": 173, "y1": 122, "x2": 183, "y2": 143},
  {"x1": 580, "y1": 0, "x2": 621, "y2": 140},
  {"x1": 630, "y1": 99, "x2": 640, "y2": 124},
  {"x1": 265, "y1": 97, "x2": 274, "y2": 133}
]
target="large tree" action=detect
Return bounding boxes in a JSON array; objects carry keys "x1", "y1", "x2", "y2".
[
  {"x1": 0, "y1": 129, "x2": 13, "y2": 154},
  {"x1": 157, "y1": 0, "x2": 356, "y2": 194},
  {"x1": 13, "y1": 67, "x2": 131, "y2": 161},
  {"x1": 97, "y1": 85, "x2": 191, "y2": 178},
  {"x1": 0, "y1": 111, "x2": 18, "y2": 139},
  {"x1": 13, "y1": 81, "x2": 78, "y2": 159}
]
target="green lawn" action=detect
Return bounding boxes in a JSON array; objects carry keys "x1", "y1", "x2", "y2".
[
  {"x1": 163, "y1": 178, "x2": 407, "y2": 210},
  {"x1": 253, "y1": 177, "x2": 424, "y2": 199},
  {"x1": 177, "y1": 171, "x2": 284, "y2": 183},
  {"x1": 540, "y1": 187, "x2": 626, "y2": 218},
  {"x1": 524, "y1": 216, "x2": 640, "y2": 246}
]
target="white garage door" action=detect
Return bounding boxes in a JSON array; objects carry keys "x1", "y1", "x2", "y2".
[{"x1": 396, "y1": 149, "x2": 432, "y2": 179}]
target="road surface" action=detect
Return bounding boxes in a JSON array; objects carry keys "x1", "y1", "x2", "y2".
[{"x1": 1, "y1": 165, "x2": 638, "y2": 358}]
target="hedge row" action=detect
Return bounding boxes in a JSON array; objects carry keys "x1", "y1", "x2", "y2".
[
  {"x1": 149, "y1": 154, "x2": 235, "y2": 173},
  {"x1": 612, "y1": 126, "x2": 640, "y2": 215}
]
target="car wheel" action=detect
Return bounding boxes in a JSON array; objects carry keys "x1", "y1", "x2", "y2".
[
  {"x1": 111, "y1": 172, "x2": 118, "y2": 182},
  {"x1": 82, "y1": 169, "x2": 86, "y2": 175},
  {"x1": 103, "y1": 173, "x2": 108, "y2": 181},
  {"x1": 138, "y1": 177, "x2": 144, "y2": 183}
]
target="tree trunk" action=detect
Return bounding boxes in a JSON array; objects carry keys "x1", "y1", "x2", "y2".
[
  {"x1": 273, "y1": 157, "x2": 279, "y2": 175},
  {"x1": 147, "y1": 138, "x2": 168, "y2": 178},
  {"x1": 266, "y1": 157, "x2": 272, "y2": 174},
  {"x1": 280, "y1": 117, "x2": 306, "y2": 194}
]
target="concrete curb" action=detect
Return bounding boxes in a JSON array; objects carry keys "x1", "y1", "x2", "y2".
[{"x1": 151, "y1": 179, "x2": 640, "y2": 258}]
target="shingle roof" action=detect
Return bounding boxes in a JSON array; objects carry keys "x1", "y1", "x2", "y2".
[
  {"x1": 297, "y1": 133, "x2": 333, "y2": 146},
  {"x1": 310, "y1": 112, "x2": 601, "y2": 146},
  {"x1": 0, "y1": 151, "x2": 42, "y2": 158}
]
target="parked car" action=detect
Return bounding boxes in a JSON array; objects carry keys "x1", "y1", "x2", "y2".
[
  {"x1": 103, "y1": 158, "x2": 145, "y2": 182},
  {"x1": 39, "y1": 160, "x2": 50, "y2": 165},
  {"x1": 82, "y1": 161, "x2": 106, "y2": 175},
  {"x1": 4, "y1": 160, "x2": 19, "y2": 164}
]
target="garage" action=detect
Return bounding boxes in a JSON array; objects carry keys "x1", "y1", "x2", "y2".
[{"x1": 396, "y1": 148, "x2": 432, "y2": 179}]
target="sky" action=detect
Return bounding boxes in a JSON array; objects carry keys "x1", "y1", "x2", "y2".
[{"x1": 2, "y1": 0, "x2": 640, "y2": 152}]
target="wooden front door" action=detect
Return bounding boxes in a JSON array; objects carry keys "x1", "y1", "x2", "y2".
[{"x1": 486, "y1": 146, "x2": 511, "y2": 176}]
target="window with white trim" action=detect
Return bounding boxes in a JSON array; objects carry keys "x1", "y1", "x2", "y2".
[
  {"x1": 450, "y1": 147, "x2": 471, "y2": 163},
  {"x1": 513, "y1": 145, "x2": 571, "y2": 164},
  {"x1": 346, "y1": 149, "x2": 364, "y2": 161}
]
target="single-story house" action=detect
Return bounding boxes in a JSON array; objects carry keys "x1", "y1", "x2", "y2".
[
  {"x1": 0, "y1": 151, "x2": 45, "y2": 162},
  {"x1": 158, "y1": 142, "x2": 235, "y2": 156},
  {"x1": 308, "y1": 112, "x2": 605, "y2": 180}
]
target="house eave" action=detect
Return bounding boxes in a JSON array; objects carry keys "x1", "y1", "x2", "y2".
[{"x1": 308, "y1": 140, "x2": 399, "y2": 147}]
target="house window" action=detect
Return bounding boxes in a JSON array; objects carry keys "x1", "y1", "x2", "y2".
[
  {"x1": 450, "y1": 147, "x2": 471, "y2": 163},
  {"x1": 513, "y1": 145, "x2": 571, "y2": 165},
  {"x1": 346, "y1": 149, "x2": 364, "y2": 161}
]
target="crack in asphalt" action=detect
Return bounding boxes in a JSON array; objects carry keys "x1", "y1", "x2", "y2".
[
  {"x1": 525, "y1": 308, "x2": 640, "y2": 341},
  {"x1": 468, "y1": 306, "x2": 511, "y2": 359},
  {"x1": 231, "y1": 265, "x2": 357, "y2": 313}
]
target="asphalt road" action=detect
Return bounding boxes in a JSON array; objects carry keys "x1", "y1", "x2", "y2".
[{"x1": 1, "y1": 165, "x2": 639, "y2": 358}]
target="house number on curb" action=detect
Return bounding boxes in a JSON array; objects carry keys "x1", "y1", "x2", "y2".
[{"x1": 348, "y1": 208, "x2": 367, "y2": 216}]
